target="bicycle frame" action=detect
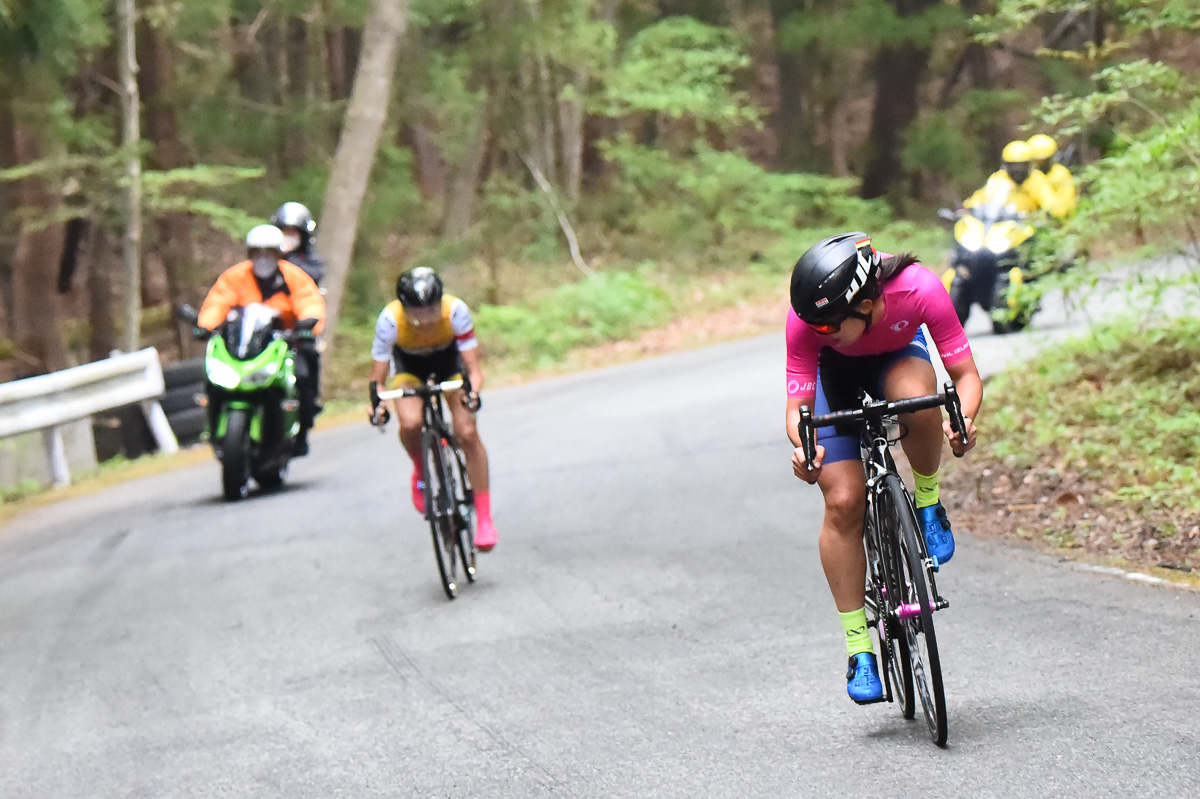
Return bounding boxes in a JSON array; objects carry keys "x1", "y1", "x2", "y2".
[{"x1": 375, "y1": 378, "x2": 477, "y2": 599}]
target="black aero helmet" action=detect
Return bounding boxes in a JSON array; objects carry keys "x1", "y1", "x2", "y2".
[
  {"x1": 790, "y1": 232, "x2": 881, "y2": 323},
  {"x1": 396, "y1": 267, "x2": 444, "y2": 308},
  {"x1": 270, "y1": 202, "x2": 316, "y2": 235}
]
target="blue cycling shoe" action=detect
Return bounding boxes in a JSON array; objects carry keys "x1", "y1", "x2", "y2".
[
  {"x1": 846, "y1": 652, "x2": 884, "y2": 704},
  {"x1": 916, "y1": 501, "x2": 955, "y2": 566}
]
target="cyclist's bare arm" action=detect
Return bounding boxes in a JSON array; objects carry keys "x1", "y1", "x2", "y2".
[
  {"x1": 786, "y1": 394, "x2": 825, "y2": 482},
  {"x1": 786, "y1": 394, "x2": 817, "y2": 449},
  {"x1": 944, "y1": 357, "x2": 983, "y2": 453},
  {"x1": 459, "y1": 346, "x2": 484, "y2": 394},
  {"x1": 370, "y1": 358, "x2": 390, "y2": 386}
]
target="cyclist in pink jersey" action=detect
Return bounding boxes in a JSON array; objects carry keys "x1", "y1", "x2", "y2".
[{"x1": 783, "y1": 232, "x2": 983, "y2": 704}]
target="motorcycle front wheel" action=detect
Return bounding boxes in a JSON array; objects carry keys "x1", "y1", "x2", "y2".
[{"x1": 221, "y1": 408, "x2": 252, "y2": 500}]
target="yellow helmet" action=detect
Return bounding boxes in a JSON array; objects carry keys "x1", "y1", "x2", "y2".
[
  {"x1": 1001, "y1": 140, "x2": 1031, "y2": 163},
  {"x1": 1027, "y1": 134, "x2": 1058, "y2": 160}
]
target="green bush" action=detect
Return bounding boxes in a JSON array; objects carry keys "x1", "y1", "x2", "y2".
[
  {"x1": 599, "y1": 138, "x2": 889, "y2": 246},
  {"x1": 476, "y1": 268, "x2": 672, "y2": 370},
  {"x1": 986, "y1": 316, "x2": 1200, "y2": 513}
]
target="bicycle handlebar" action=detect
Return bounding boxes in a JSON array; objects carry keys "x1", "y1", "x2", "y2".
[
  {"x1": 798, "y1": 381, "x2": 969, "y2": 467},
  {"x1": 376, "y1": 378, "x2": 465, "y2": 402}
]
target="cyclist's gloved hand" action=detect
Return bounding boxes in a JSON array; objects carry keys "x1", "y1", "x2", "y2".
[
  {"x1": 462, "y1": 391, "x2": 482, "y2": 412},
  {"x1": 192, "y1": 326, "x2": 213, "y2": 341},
  {"x1": 368, "y1": 380, "x2": 390, "y2": 427},
  {"x1": 294, "y1": 318, "x2": 319, "y2": 344}
]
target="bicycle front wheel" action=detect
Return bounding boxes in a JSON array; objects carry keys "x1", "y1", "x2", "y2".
[
  {"x1": 441, "y1": 437, "x2": 476, "y2": 584},
  {"x1": 868, "y1": 516, "x2": 914, "y2": 720},
  {"x1": 882, "y1": 476, "x2": 948, "y2": 746},
  {"x1": 423, "y1": 429, "x2": 459, "y2": 600}
]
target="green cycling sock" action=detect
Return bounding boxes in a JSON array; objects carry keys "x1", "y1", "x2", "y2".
[
  {"x1": 839, "y1": 607, "x2": 873, "y2": 657},
  {"x1": 912, "y1": 467, "x2": 940, "y2": 509}
]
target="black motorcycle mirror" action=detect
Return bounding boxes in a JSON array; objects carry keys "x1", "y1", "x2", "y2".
[{"x1": 176, "y1": 303, "x2": 199, "y2": 324}]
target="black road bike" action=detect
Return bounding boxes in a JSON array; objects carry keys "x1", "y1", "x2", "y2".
[
  {"x1": 799, "y1": 382, "x2": 967, "y2": 747},
  {"x1": 373, "y1": 378, "x2": 477, "y2": 600}
]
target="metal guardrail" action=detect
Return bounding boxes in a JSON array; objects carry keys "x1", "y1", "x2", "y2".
[{"x1": 0, "y1": 348, "x2": 179, "y2": 486}]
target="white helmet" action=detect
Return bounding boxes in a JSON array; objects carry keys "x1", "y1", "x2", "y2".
[{"x1": 245, "y1": 224, "x2": 285, "y2": 250}]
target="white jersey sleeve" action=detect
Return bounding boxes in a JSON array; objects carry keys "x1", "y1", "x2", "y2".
[
  {"x1": 370, "y1": 306, "x2": 399, "y2": 362},
  {"x1": 450, "y1": 297, "x2": 478, "y2": 351}
]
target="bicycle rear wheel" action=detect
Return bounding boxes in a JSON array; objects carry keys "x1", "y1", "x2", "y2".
[
  {"x1": 423, "y1": 429, "x2": 459, "y2": 600},
  {"x1": 882, "y1": 476, "x2": 948, "y2": 746}
]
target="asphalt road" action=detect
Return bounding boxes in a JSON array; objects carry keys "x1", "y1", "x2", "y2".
[{"x1": 2, "y1": 268, "x2": 1199, "y2": 797}]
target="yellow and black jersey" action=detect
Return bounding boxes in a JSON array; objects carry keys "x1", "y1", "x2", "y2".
[{"x1": 370, "y1": 295, "x2": 477, "y2": 362}]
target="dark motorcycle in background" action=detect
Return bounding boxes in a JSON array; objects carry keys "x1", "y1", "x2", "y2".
[{"x1": 938, "y1": 181, "x2": 1040, "y2": 335}]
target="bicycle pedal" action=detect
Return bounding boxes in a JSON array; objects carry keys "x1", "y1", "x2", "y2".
[{"x1": 851, "y1": 695, "x2": 887, "y2": 706}]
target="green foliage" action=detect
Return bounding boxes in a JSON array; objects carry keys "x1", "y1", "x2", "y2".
[
  {"x1": 781, "y1": 0, "x2": 963, "y2": 51},
  {"x1": 476, "y1": 268, "x2": 672, "y2": 370},
  {"x1": 975, "y1": 3, "x2": 1200, "y2": 281},
  {"x1": 596, "y1": 16, "x2": 760, "y2": 133},
  {"x1": 978, "y1": 0, "x2": 1199, "y2": 41},
  {"x1": 0, "y1": 0, "x2": 108, "y2": 88},
  {"x1": 600, "y1": 137, "x2": 887, "y2": 246},
  {"x1": 986, "y1": 317, "x2": 1200, "y2": 514}
]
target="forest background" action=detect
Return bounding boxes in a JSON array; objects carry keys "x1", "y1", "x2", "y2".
[{"x1": 1, "y1": 0, "x2": 1198, "y2": 396}]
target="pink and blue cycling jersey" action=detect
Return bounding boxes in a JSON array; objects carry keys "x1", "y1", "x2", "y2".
[{"x1": 785, "y1": 260, "x2": 972, "y2": 397}]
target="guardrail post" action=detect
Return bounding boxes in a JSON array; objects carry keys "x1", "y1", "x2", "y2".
[
  {"x1": 141, "y1": 399, "x2": 179, "y2": 455},
  {"x1": 42, "y1": 426, "x2": 71, "y2": 487}
]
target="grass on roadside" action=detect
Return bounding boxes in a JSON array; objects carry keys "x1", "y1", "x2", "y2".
[{"x1": 947, "y1": 316, "x2": 1200, "y2": 572}]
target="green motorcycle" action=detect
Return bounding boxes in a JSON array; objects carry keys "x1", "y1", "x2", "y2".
[{"x1": 180, "y1": 303, "x2": 313, "y2": 500}]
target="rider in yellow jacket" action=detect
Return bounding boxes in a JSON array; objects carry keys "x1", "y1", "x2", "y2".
[
  {"x1": 963, "y1": 140, "x2": 1042, "y2": 214},
  {"x1": 1026, "y1": 134, "x2": 1077, "y2": 218}
]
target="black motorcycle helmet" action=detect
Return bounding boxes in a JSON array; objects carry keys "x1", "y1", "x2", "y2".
[
  {"x1": 270, "y1": 202, "x2": 316, "y2": 247},
  {"x1": 790, "y1": 232, "x2": 881, "y2": 324},
  {"x1": 396, "y1": 267, "x2": 444, "y2": 308}
]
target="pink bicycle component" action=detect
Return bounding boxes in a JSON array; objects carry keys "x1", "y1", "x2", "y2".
[{"x1": 896, "y1": 602, "x2": 929, "y2": 619}]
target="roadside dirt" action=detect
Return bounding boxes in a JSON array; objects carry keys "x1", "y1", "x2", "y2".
[{"x1": 941, "y1": 455, "x2": 1200, "y2": 577}]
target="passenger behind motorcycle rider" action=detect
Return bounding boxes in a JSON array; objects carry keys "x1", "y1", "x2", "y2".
[
  {"x1": 195, "y1": 224, "x2": 326, "y2": 456},
  {"x1": 1026, "y1": 134, "x2": 1077, "y2": 219},
  {"x1": 272, "y1": 201, "x2": 326, "y2": 412}
]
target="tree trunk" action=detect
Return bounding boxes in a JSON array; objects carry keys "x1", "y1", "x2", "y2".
[
  {"x1": 141, "y1": 0, "x2": 197, "y2": 358},
  {"x1": 559, "y1": 73, "x2": 585, "y2": 202},
  {"x1": 284, "y1": 16, "x2": 309, "y2": 170},
  {"x1": 859, "y1": 0, "x2": 939, "y2": 200},
  {"x1": 118, "y1": 0, "x2": 143, "y2": 353},
  {"x1": 325, "y1": 23, "x2": 348, "y2": 101},
  {"x1": 87, "y1": 230, "x2": 119, "y2": 362},
  {"x1": 441, "y1": 104, "x2": 491, "y2": 239},
  {"x1": 4, "y1": 120, "x2": 70, "y2": 377},
  {"x1": 409, "y1": 121, "x2": 449, "y2": 201},
  {"x1": 318, "y1": 0, "x2": 410, "y2": 345}
]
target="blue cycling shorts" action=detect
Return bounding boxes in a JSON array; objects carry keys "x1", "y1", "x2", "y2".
[{"x1": 814, "y1": 328, "x2": 932, "y2": 465}]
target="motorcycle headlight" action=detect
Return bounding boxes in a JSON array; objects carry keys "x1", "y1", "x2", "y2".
[
  {"x1": 959, "y1": 227, "x2": 984, "y2": 250},
  {"x1": 242, "y1": 361, "x2": 280, "y2": 388},
  {"x1": 987, "y1": 236, "x2": 1012, "y2": 254},
  {"x1": 207, "y1": 360, "x2": 241, "y2": 390}
]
